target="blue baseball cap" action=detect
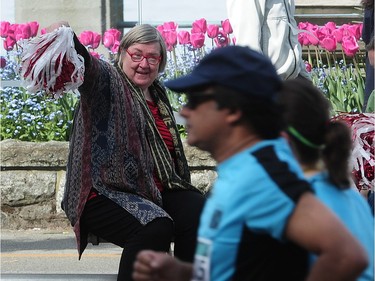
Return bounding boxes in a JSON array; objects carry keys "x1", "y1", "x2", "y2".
[{"x1": 164, "y1": 45, "x2": 281, "y2": 101}]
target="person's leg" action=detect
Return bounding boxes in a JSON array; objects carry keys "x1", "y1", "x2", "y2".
[
  {"x1": 363, "y1": 57, "x2": 375, "y2": 111},
  {"x1": 81, "y1": 195, "x2": 173, "y2": 281},
  {"x1": 162, "y1": 190, "x2": 206, "y2": 262},
  {"x1": 117, "y1": 217, "x2": 173, "y2": 280}
]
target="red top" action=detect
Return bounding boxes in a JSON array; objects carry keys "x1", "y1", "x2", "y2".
[
  {"x1": 146, "y1": 100, "x2": 175, "y2": 192},
  {"x1": 87, "y1": 99, "x2": 175, "y2": 200}
]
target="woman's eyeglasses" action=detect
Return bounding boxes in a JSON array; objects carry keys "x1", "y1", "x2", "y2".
[
  {"x1": 126, "y1": 50, "x2": 161, "y2": 65},
  {"x1": 183, "y1": 93, "x2": 217, "y2": 109}
]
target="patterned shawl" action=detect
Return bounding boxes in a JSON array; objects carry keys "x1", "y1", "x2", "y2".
[{"x1": 62, "y1": 46, "x2": 201, "y2": 256}]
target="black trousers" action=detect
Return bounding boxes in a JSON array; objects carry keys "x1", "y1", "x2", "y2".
[{"x1": 81, "y1": 189, "x2": 205, "y2": 281}]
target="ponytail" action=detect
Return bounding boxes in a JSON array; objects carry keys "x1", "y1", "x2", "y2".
[{"x1": 322, "y1": 121, "x2": 352, "y2": 188}]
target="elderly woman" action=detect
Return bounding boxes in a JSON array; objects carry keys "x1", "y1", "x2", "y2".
[{"x1": 45, "y1": 22, "x2": 205, "y2": 281}]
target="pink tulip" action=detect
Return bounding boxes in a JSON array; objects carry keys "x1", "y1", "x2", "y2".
[
  {"x1": 162, "y1": 21, "x2": 178, "y2": 31},
  {"x1": 3, "y1": 36, "x2": 16, "y2": 51},
  {"x1": 347, "y1": 23, "x2": 362, "y2": 40},
  {"x1": 8, "y1": 23, "x2": 18, "y2": 34},
  {"x1": 103, "y1": 29, "x2": 121, "y2": 49},
  {"x1": 111, "y1": 40, "x2": 120, "y2": 54},
  {"x1": 191, "y1": 18, "x2": 207, "y2": 34},
  {"x1": 40, "y1": 28, "x2": 47, "y2": 35},
  {"x1": 320, "y1": 35, "x2": 337, "y2": 52},
  {"x1": 298, "y1": 32, "x2": 310, "y2": 46},
  {"x1": 166, "y1": 44, "x2": 174, "y2": 52},
  {"x1": 90, "y1": 51, "x2": 101, "y2": 59},
  {"x1": 190, "y1": 32, "x2": 205, "y2": 49},
  {"x1": 15, "y1": 24, "x2": 31, "y2": 41},
  {"x1": 78, "y1": 30, "x2": 94, "y2": 47},
  {"x1": 298, "y1": 22, "x2": 309, "y2": 30},
  {"x1": 103, "y1": 32, "x2": 115, "y2": 49},
  {"x1": 207, "y1": 24, "x2": 219, "y2": 39},
  {"x1": 0, "y1": 21, "x2": 10, "y2": 38},
  {"x1": 6, "y1": 25, "x2": 16, "y2": 43},
  {"x1": 28, "y1": 21, "x2": 39, "y2": 37},
  {"x1": 332, "y1": 28, "x2": 343, "y2": 43},
  {"x1": 318, "y1": 26, "x2": 332, "y2": 39},
  {"x1": 214, "y1": 29, "x2": 229, "y2": 48},
  {"x1": 324, "y1": 22, "x2": 337, "y2": 32},
  {"x1": 305, "y1": 24, "x2": 320, "y2": 46},
  {"x1": 164, "y1": 30, "x2": 178, "y2": 49},
  {"x1": 305, "y1": 61, "x2": 312, "y2": 73},
  {"x1": 298, "y1": 22, "x2": 319, "y2": 46},
  {"x1": 105, "y1": 28, "x2": 121, "y2": 41},
  {"x1": 178, "y1": 30, "x2": 190, "y2": 45},
  {"x1": 221, "y1": 19, "x2": 233, "y2": 35},
  {"x1": 92, "y1": 32, "x2": 102, "y2": 49},
  {"x1": 340, "y1": 23, "x2": 361, "y2": 40},
  {"x1": 341, "y1": 35, "x2": 359, "y2": 57},
  {"x1": 156, "y1": 25, "x2": 165, "y2": 35}
]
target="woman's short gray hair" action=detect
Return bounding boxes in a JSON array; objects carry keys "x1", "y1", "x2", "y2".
[{"x1": 116, "y1": 24, "x2": 167, "y2": 72}]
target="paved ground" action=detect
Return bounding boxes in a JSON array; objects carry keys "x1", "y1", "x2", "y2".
[{"x1": 1, "y1": 228, "x2": 120, "y2": 278}]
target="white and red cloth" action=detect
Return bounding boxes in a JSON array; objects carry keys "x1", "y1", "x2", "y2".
[
  {"x1": 333, "y1": 113, "x2": 375, "y2": 191},
  {"x1": 20, "y1": 26, "x2": 85, "y2": 98}
]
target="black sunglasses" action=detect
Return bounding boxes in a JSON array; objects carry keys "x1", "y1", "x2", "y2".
[{"x1": 184, "y1": 93, "x2": 217, "y2": 109}]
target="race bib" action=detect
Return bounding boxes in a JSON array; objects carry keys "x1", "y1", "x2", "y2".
[{"x1": 192, "y1": 238, "x2": 212, "y2": 281}]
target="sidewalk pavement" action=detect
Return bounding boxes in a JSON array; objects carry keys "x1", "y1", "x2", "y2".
[{"x1": 1, "y1": 229, "x2": 120, "y2": 280}]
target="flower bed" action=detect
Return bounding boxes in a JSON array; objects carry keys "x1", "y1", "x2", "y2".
[
  {"x1": 0, "y1": 19, "x2": 373, "y2": 192},
  {"x1": 1, "y1": 19, "x2": 367, "y2": 140}
]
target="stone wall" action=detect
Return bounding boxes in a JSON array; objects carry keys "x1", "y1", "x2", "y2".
[{"x1": 0, "y1": 140, "x2": 217, "y2": 230}]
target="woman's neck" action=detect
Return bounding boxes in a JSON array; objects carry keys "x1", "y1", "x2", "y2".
[
  {"x1": 301, "y1": 162, "x2": 323, "y2": 177},
  {"x1": 143, "y1": 88, "x2": 153, "y2": 101}
]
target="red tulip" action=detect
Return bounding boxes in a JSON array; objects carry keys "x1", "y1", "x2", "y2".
[
  {"x1": 341, "y1": 35, "x2": 359, "y2": 57},
  {"x1": 190, "y1": 32, "x2": 205, "y2": 49},
  {"x1": 305, "y1": 61, "x2": 312, "y2": 73},
  {"x1": 320, "y1": 35, "x2": 337, "y2": 52},
  {"x1": 0, "y1": 21, "x2": 10, "y2": 38},
  {"x1": 28, "y1": 21, "x2": 39, "y2": 37},
  {"x1": 3, "y1": 36, "x2": 16, "y2": 51},
  {"x1": 207, "y1": 24, "x2": 219, "y2": 39},
  {"x1": 221, "y1": 19, "x2": 233, "y2": 35},
  {"x1": 178, "y1": 30, "x2": 190, "y2": 45},
  {"x1": 0, "y1": 56, "x2": 6, "y2": 68},
  {"x1": 15, "y1": 24, "x2": 31, "y2": 41},
  {"x1": 191, "y1": 18, "x2": 207, "y2": 34}
]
